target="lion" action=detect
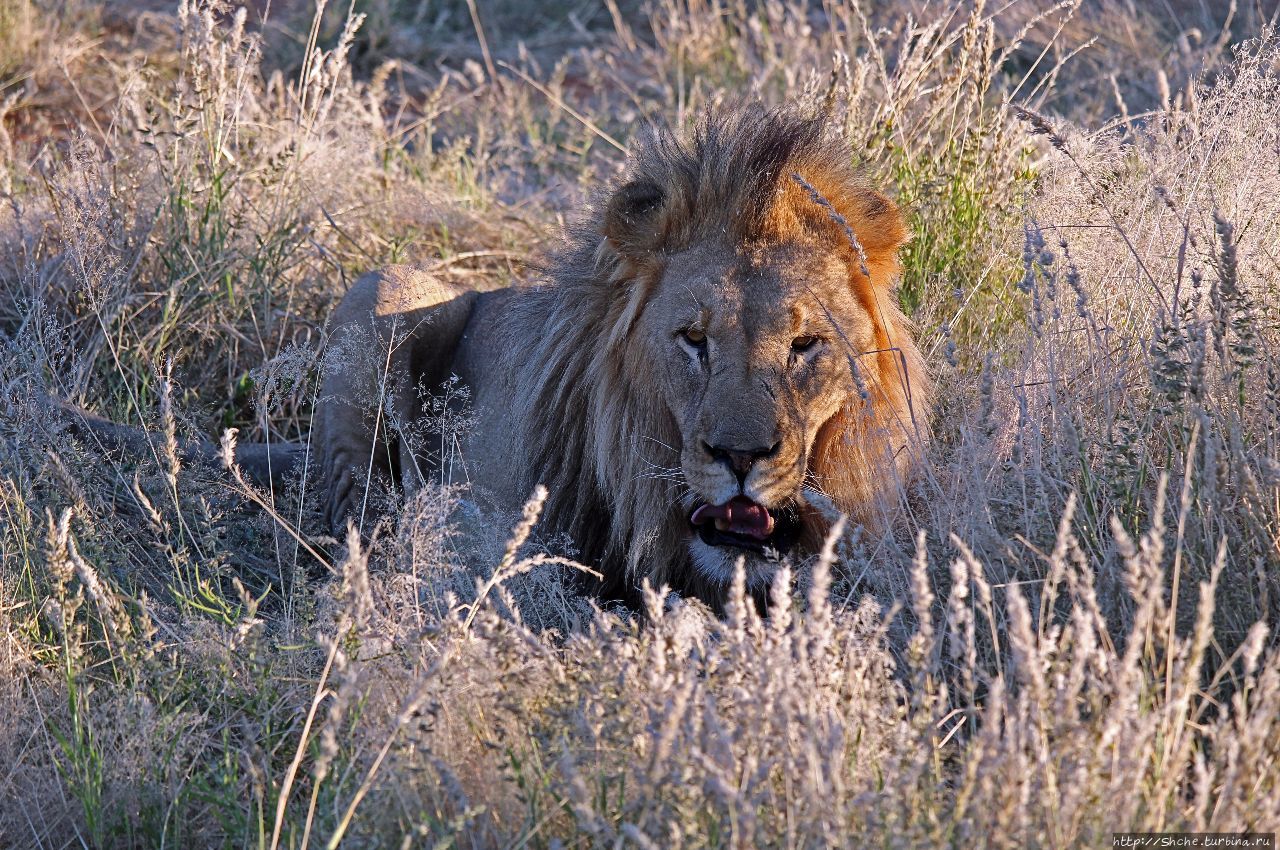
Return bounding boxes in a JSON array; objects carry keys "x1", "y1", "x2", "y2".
[{"x1": 317, "y1": 104, "x2": 931, "y2": 605}]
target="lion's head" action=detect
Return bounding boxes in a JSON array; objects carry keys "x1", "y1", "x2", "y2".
[{"x1": 510, "y1": 105, "x2": 930, "y2": 604}]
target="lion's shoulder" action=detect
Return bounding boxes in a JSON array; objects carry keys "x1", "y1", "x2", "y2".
[{"x1": 329, "y1": 265, "x2": 476, "y2": 326}]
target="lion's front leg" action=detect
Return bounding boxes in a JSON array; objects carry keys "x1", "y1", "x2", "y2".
[{"x1": 317, "y1": 340, "x2": 409, "y2": 537}]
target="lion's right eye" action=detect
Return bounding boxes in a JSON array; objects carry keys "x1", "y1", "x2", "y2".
[{"x1": 680, "y1": 327, "x2": 707, "y2": 347}]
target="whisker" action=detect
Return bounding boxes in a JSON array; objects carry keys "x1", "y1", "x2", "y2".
[{"x1": 640, "y1": 435, "x2": 681, "y2": 454}]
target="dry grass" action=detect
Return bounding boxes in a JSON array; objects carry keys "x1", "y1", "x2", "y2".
[{"x1": 3, "y1": 0, "x2": 1280, "y2": 846}]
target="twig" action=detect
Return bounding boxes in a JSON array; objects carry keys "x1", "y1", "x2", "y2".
[{"x1": 497, "y1": 61, "x2": 626, "y2": 153}]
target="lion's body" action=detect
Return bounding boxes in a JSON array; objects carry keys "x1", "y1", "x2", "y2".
[{"x1": 317, "y1": 106, "x2": 932, "y2": 605}]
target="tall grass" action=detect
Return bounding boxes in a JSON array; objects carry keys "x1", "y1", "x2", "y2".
[{"x1": 2, "y1": 0, "x2": 1279, "y2": 846}]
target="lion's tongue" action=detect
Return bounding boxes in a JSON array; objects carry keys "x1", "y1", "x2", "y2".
[{"x1": 691, "y1": 496, "x2": 775, "y2": 540}]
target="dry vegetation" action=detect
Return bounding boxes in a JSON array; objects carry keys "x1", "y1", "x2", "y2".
[{"x1": 2, "y1": 0, "x2": 1280, "y2": 846}]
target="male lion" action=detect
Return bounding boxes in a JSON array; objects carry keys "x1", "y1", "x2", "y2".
[{"x1": 318, "y1": 105, "x2": 931, "y2": 605}]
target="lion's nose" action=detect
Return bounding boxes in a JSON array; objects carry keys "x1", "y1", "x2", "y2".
[{"x1": 703, "y1": 440, "x2": 781, "y2": 485}]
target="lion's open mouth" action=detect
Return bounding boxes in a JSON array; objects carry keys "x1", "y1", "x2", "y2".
[{"x1": 689, "y1": 496, "x2": 802, "y2": 561}]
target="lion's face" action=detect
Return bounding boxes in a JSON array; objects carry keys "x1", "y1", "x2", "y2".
[
  {"x1": 518, "y1": 107, "x2": 930, "y2": 603},
  {"x1": 640, "y1": 238, "x2": 880, "y2": 586}
]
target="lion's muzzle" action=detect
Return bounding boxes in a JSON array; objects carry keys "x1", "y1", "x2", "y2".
[{"x1": 702, "y1": 439, "x2": 781, "y2": 487}]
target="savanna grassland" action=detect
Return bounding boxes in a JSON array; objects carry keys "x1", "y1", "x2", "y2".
[{"x1": 3, "y1": 0, "x2": 1280, "y2": 846}]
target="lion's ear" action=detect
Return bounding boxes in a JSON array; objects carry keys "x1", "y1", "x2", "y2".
[
  {"x1": 845, "y1": 187, "x2": 907, "y2": 290},
  {"x1": 603, "y1": 180, "x2": 667, "y2": 255}
]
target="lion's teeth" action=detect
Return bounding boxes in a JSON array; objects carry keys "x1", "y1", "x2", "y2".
[{"x1": 714, "y1": 518, "x2": 730, "y2": 532}]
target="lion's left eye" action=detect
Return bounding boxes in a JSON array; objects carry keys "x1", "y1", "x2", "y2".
[{"x1": 791, "y1": 335, "x2": 821, "y2": 353}]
